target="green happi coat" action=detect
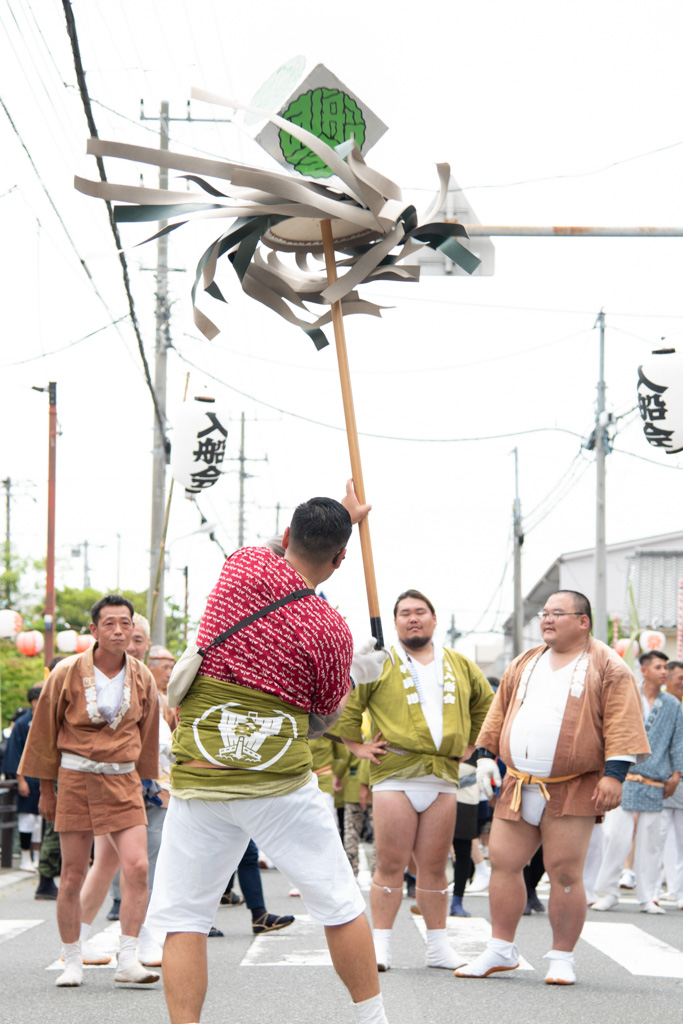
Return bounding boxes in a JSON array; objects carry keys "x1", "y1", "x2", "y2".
[{"x1": 335, "y1": 646, "x2": 494, "y2": 786}]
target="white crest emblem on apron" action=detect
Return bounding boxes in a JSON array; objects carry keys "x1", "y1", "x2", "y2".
[{"x1": 192, "y1": 702, "x2": 299, "y2": 770}]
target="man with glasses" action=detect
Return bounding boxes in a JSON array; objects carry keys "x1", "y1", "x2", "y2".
[{"x1": 455, "y1": 590, "x2": 648, "y2": 986}]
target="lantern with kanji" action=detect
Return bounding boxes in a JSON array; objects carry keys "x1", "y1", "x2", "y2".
[
  {"x1": 56, "y1": 629, "x2": 78, "y2": 653},
  {"x1": 637, "y1": 348, "x2": 683, "y2": 455},
  {"x1": 639, "y1": 629, "x2": 667, "y2": 652},
  {"x1": 0, "y1": 609, "x2": 22, "y2": 638},
  {"x1": 171, "y1": 396, "x2": 229, "y2": 498},
  {"x1": 16, "y1": 630, "x2": 44, "y2": 656}
]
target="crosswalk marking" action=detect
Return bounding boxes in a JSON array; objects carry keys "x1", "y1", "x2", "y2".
[
  {"x1": 580, "y1": 922, "x2": 683, "y2": 978},
  {"x1": 241, "y1": 915, "x2": 333, "y2": 967},
  {"x1": 412, "y1": 915, "x2": 535, "y2": 971},
  {"x1": 0, "y1": 920, "x2": 43, "y2": 944}
]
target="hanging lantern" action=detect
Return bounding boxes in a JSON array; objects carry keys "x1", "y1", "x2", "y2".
[
  {"x1": 614, "y1": 638, "x2": 640, "y2": 659},
  {"x1": 171, "y1": 396, "x2": 229, "y2": 498},
  {"x1": 638, "y1": 629, "x2": 667, "y2": 652},
  {"x1": 16, "y1": 630, "x2": 44, "y2": 656},
  {"x1": 75, "y1": 634, "x2": 95, "y2": 653},
  {"x1": 0, "y1": 609, "x2": 23, "y2": 638},
  {"x1": 637, "y1": 348, "x2": 683, "y2": 454},
  {"x1": 56, "y1": 629, "x2": 78, "y2": 653}
]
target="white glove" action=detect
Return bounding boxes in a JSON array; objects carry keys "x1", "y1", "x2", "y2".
[
  {"x1": 476, "y1": 757, "x2": 502, "y2": 799},
  {"x1": 350, "y1": 638, "x2": 389, "y2": 687}
]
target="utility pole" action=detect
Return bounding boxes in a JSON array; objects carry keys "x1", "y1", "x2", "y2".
[
  {"x1": 2, "y1": 477, "x2": 10, "y2": 606},
  {"x1": 227, "y1": 413, "x2": 267, "y2": 548},
  {"x1": 32, "y1": 383, "x2": 57, "y2": 666},
  {"x1": 594, "y1": 310, "x2": 608, "y2": 642},
  {"x1": 445, "y1": 614, "x2": 461, "y2": 648},
  {"x1": 82, "y1": 539, "x2": 90, "y2": 590},
  {"x1": 512, "y1": 448, "x2": 524, "y2": 657}
]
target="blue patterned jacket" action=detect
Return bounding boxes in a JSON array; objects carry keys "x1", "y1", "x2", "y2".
[{"x1": 622, "y1": 691, "x2": 683, "y2": 812}]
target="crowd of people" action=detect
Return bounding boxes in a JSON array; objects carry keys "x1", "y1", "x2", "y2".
[{"x1": 2, "y1": 484, "x2": 683, "y2": 1022}]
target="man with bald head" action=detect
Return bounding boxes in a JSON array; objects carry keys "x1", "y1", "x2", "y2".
[{"x1": 456, "y1": 590, "x2": 649, "y2": 986}]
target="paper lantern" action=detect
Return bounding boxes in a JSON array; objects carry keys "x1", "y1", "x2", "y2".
[
  {"x1": 75, "y1": 634, "x2": 95, "y2": 653},
  {"x1": 16, "y1": 630, "x2": 44, "y2": 656},
  {"x1": 171, "y1": 397, "x2": 229, "y2": 498},
  {"x1": 639, "y1": 629, "x2": 667, "y2": 652},
  {"x1": 0, "y1": 609, "x2": 22, "y2": 638},
  {"x1": 637, "y1": 348, "x2": 683, "y2": 454},
  {"x1": 614, "y1": 638, "x2": 640, "y2": 659},
  {"x1": 56, "y1": 629, "x2": 78, "y2": 653}
]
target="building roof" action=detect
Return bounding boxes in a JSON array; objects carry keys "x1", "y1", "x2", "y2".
[{"x1": 626, "y1": 550, "x2": 683, "y2": 630}]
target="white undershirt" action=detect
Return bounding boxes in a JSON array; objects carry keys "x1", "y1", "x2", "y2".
[
  {"x1": 412, "y1": 657, "x2": 444, "y2": 749},
  {"x1": 94, "y1": 664, "x2": 125, "y2": 723},
  {"x1": 508, "y1": 650, "x2": 579, "y2": 777}
]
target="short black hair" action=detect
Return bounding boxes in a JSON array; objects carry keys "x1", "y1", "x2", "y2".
[
  {"x1": 667, "y1": 659, "x2": 683, "y2": 672},
  {"x1": 393, "y1": 589, "x2": 436, "y2": 618},
  {"x1": 27, "y1": 685, "x2": 43, "y2": 703},
  {"x1": 639, "y1": 649, "x2": 668, "y2": 667},
  {"x1": 288, "y1": 497, "x2": 352, "y2": 566},
  {"x1": 549, "y1": 590, "x2": 593, "y2": 629},
  {"x1": 90, "y1": 594, "x2": 134, "y2": 625}
]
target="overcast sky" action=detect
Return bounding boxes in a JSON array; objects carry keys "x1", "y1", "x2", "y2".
[{"x1": 2, "y1": 1, "x2": 683, "y2": 653}]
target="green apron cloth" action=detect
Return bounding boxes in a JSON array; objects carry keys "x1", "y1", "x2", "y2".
[{"x1": 171, "y1": 676, "x2": 312, "y2": 800}]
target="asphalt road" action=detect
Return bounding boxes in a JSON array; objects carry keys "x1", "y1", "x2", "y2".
[{"x1": 1, "y1": 861, "x2": 682, "y2": 1024}]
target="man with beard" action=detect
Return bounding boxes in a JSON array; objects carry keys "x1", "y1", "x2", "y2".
[{"x1": 336, "y1": 589, "x2": 494, "y2": 973}]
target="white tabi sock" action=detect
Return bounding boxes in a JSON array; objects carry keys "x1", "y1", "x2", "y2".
[
  {"x1": 118, "y1": 934, "x2": 139, "y2": 971},
  {"x1": 489, "y1": 937, "x2": 515, "y2": 956},
  {"x1": 79, "y1": 922, "x2": 91, "y2": 944},
  {"x1": 62, "y1": 941, "x2": 81, "y2": 967},
  {"x1": 426, "y1": 928, "x2": 466, "y2": 970},
  {"x1": 352, "y1": 993, "x2": 389, "y2": 1024}
]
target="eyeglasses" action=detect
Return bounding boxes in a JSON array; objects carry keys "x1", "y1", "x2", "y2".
[{"x1": 537, "y1": 611, "x2": 584, "y2": 621}]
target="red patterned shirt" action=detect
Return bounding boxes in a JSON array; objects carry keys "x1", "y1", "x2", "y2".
[{"x1": 197, "y1": 546, "x2": 353, "y2": 715}]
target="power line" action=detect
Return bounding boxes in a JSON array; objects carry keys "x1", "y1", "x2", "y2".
[
  {"x1": 175, "y1": 349, "x2": 586, "y2": 444},
  {"x1": 0, "y1": 316, "x2": 128, "y2": 367},
  {"x1": 61, "y1": 0, "x2": 166, "y2": 442}
]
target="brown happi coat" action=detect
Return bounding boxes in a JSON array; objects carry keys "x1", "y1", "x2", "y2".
[
  {"x1": 477, "y1": 638, "x2": 649, "y2": 820},
  {"x1": 19, "y1": 646, "x2": 159, "y2": 834}
]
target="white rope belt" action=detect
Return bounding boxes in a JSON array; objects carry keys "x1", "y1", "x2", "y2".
[{"x1": 61, "y1": 753, "x2": 135, "y2": 775}]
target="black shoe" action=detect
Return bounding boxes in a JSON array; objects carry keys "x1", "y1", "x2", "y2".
[
  {"x1": 106, "y1": 899, "x2": 121, "y2": 921},
  {"x1": 34, "y1": 876, "x2": 59, "y2": 900},
  {"x1": 404, "y1": 872, "x2": 416, "y2": 899},
  {"x1": 208, "y1": 926, "x2": 224, "y2": 937},
  {"x1": 220, "y1": 890, "x2": 244, "y2": 906},
  {"x1": 523, "y1": 894, "x2": 546, "y2": 915},
  {"x1": 252, "y1": 913, "x2": 295, "y2": 935}
]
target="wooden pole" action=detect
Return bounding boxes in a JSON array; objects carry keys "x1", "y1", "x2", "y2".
[{"x1": 320, "y1": 219, "x2": 383, "y2": 648}]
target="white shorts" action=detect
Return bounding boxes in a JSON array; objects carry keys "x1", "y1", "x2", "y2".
[
  {"x1": 146, "y1": 777, "x2": 365, "y2": 935},
  {"x1": 17, "y1": 813, "x2": 41, "y2": 842},
  {"x1": 373, "y1": 774, "x2": 458, "y2": 814}
]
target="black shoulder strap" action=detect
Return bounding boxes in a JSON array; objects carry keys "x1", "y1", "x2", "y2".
[{"x1": 197, "y1": 588, "x2": 315, "y2": 656}]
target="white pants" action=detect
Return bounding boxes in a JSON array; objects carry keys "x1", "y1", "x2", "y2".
[
  {"x1": 583, "y1": 823, "x2": 604, "y2": 901},
  {"x1": 146, "y1": 777, "x2": 365, "y2": 935},
  {"x1": 660, "y1": 808, "x2": 683, "y2": 899},
  {"x1": 595, "y1": 806, "x2": 662, "y2": 904}
]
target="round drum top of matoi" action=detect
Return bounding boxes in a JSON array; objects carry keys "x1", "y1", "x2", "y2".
[{"x1": 262, "y1": 216, "x2": 381, "y2": 253}]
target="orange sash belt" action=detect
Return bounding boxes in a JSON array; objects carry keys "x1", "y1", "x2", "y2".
[
  {"x1": 314, "y1": 765, "x2": 333, "y2": 777},
  {"x1": 507, "y1": 766, "x2": 582, "y2": 812},
  {"x1": 625, "y1": 773, "x2": 663, "y2": 788}
]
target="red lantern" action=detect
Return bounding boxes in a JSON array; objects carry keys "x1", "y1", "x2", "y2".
[
  {"x1": 16, "y1": 630, "x2": 45, "y2": 656},
  {"x1": 75, "y1": 634, "x2": 94, "y2": 653},
  {"x1": 614, "y1": 638, "x2": 640, "y2": 659}
]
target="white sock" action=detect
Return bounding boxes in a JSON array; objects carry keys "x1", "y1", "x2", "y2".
[
  {"x1": 352, "y1": 993, "x2": 388, "y2": 1024},
  {"x1": 372, "y1": 929, "x2": 392, "y2": 966},
  {"x1": 79, "y1": 923, "x2": 91, "y2": 944},
  {"x1": 545, "y1": 949, "x2": 574, "y2": 963},
  {"x1": 489, "y1": 938, "x2": 515, "y2": 956},
  {"x1": 426, "y1": 928, "x2": 462, "y2": 968},
  {"x1": 118, "y1": 934, "x2": 138, "y2": 970},
  {"x1": 62, "y1": 940, "x2": 81, "y2": 967}
]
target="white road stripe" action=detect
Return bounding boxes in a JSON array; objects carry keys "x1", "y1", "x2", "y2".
[
  {"x1": 242, "y1": 915, "x2": 333, "y2": 967},
  {"x1": 580, "y1": 922, "x2": 683, "y2": 978},
  {"x1": 412, "y1": 915, "x2": 535, "y2": 971},
  {"x1": 0, "y1": 920, "x2": 43, "y2": 944},
  {"x1": 0, "y1": 871, "x2": 35, "y2": 890}
]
